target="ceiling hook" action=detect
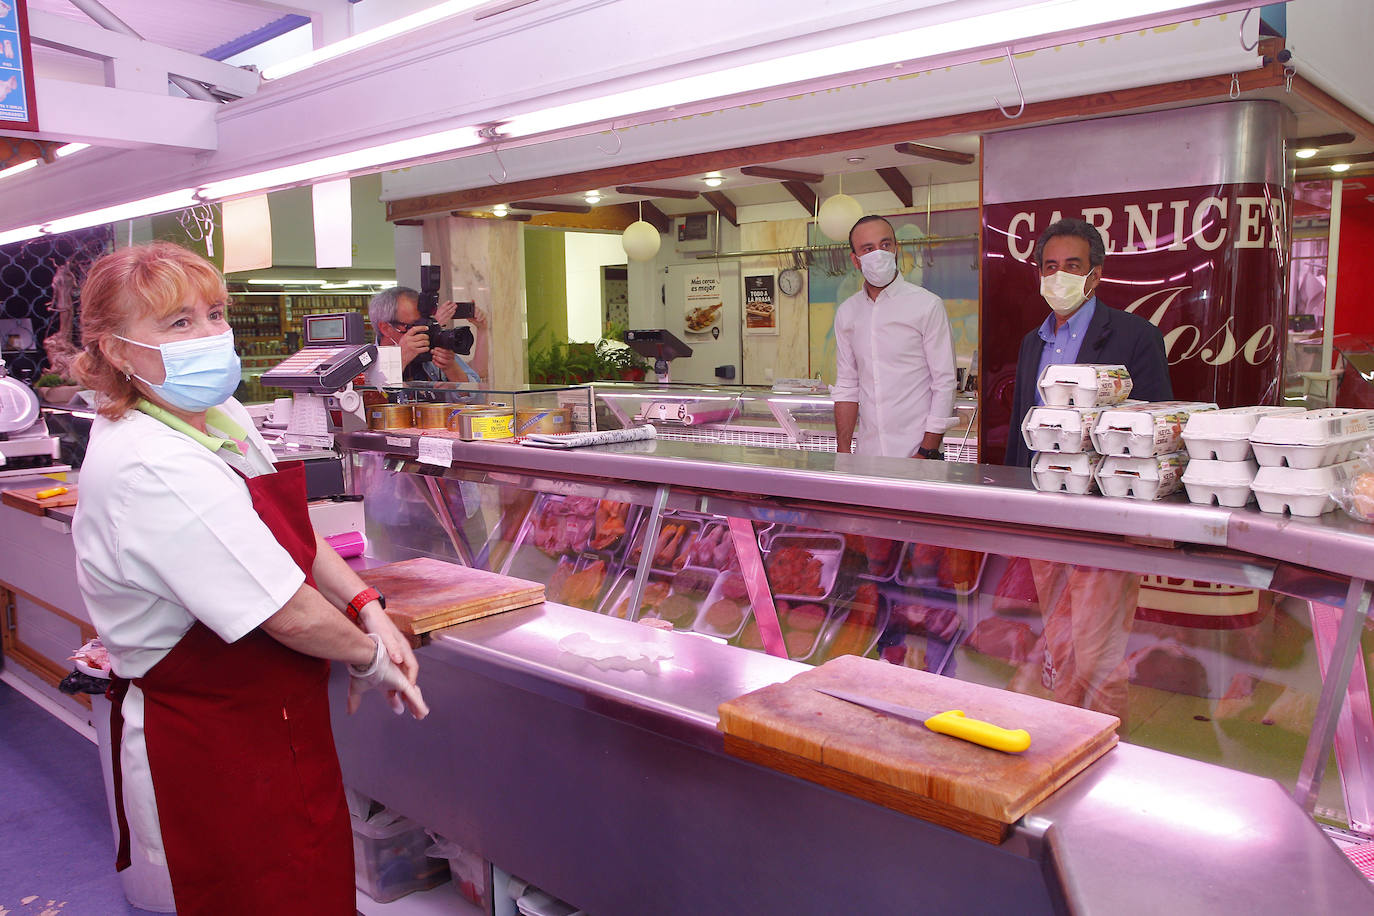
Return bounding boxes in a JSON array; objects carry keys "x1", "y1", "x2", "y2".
[
  {"x1": 992, "y1": 47, "x2": 1025, "y2": 120},
  {"x1": 478, "y1": 126, "x2": 508, "y2": 184},
  {"x1": 1229, "y1": 72, "x2": 1240, "y2": 100},
  {"x1": 597, "y1": 123, "x2": 623, "y2": 156},
  {"x1": 1284, "y1": 63, "x2": 1296, "y2": 94},
  {"x1": 1239, "y1": 8, "x2": 1259, "y2": 52}
]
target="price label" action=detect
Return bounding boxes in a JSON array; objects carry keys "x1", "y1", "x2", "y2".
[{"x1": 417, "y1": 436, "x2": 453, "y2": 467}]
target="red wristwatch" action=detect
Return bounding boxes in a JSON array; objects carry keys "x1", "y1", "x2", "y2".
[{"x1": 344, "y1": 587, "x2": 385, "y2": 623}]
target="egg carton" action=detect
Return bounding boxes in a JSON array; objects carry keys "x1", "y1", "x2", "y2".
[
  {"x1": 1181, "y1": 406, "x2": 1306, "y2": 461},
  {"x1": 1091, "y1": 401, "x2": 1218, "y2": 458},
  {"x1": 1180, "y1": 458, "x2": 1258, "y2": 508},
  {"x1": 1031, "y1": 451, "x2": 1103, "y2": 494},
  {"x1": 1037, "y1": 364, "x2": 1134, "y2": 408},
  {"x1": 1096, "y1": 453, "x2": 1189, "y2": 500},
  {"x1": 1021, "y1": 405, "x2": 1117, "y2": 455},
  {"x1": 1251, "y1": 460, "x2": 1362, "y2": 517},
  {"x1": 1249, "y1": 408, "x2": 1374, "y2": 469}
]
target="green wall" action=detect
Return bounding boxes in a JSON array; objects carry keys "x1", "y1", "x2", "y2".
[{"x1": 523, "y1": 227, "x2": 568, "y2": 345}]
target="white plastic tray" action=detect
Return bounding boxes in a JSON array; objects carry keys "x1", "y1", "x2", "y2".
[
  {"x1": 1031, "y1": 451, "x2": 1102, "y2": 494},
  {"x1": 1180, "y1": 457, "x2": 1257, "y2": 507},
  {"x1": 1096, "y1": 453, "x2": 1189, "y2": 500},
  {"x1": 1251, "y1": 460, "x2": 1361, "y2": 517},
  {"x1": 1021, "y1": 405, "x2": 1109, "y2": 454},
  {"x1": 1037, "y1": 363, "x2": 1133, "y2": 408},
  {"x1": 1181, "y1": 406, "x2": 1304, "y2": 460},
  {"x1": 1091, "y1": 401, "x2": 1217, "y2": 458}
]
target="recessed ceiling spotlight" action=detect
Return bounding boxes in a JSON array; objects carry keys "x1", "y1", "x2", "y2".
[
  {"x1": 492, "y1": 204, "x2": 509, "y2": 216},
  {"x1": 703, "y1": 176, "x2": 724, "y2": 188},
  {"x1": 1294, "y1": 148, "x2": 1318, "y2": 159},
  {"x1": 846, "y1": 156, "x2": 866, "y2": 163},
  {"x1": 1331, "y1": 163, "x2": 1351, "y2": 173},
  {"x1": 584, "y1": 191, "x2": 602, "y2": 204}
]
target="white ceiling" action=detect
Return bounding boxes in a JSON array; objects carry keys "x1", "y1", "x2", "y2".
[{"x1": 28, "y1": 0, "x2": 290, "y2": 55}]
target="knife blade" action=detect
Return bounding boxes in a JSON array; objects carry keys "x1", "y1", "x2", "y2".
[{"x1": 813, "y1": 686, "x2": 1031, "y2": 753}]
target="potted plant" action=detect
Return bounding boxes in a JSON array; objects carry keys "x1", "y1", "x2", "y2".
[
  {"x1": 34, "y1": 373, "x2": 81, "y2": 405},
  {"x1": 596, "y1": 322, "x2": 648, "y2": 381}
]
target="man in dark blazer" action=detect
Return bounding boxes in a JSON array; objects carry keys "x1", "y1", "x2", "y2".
[{"x1": 1003, "y1": 218, "x2": 1173, "y2": 468}]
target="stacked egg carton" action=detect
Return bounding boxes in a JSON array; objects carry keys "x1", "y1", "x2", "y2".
[
  {"x1": 1179, "y1": 407, "x2": 1304, "y2": 507},
  {"x1": 1090, "y1": 401, "x2": 1219, "y2": 500},
  {"x1": 1024, "y1": 364, "x2": 1135, "y2": 494},
  {"x1": 1246, "y1": 408, "x2": 1374, "y2": 516}
]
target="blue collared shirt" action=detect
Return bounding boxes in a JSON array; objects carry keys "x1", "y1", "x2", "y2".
[{"x1": 1033, "y1": 297, "x2": 1098, "y2": 406}]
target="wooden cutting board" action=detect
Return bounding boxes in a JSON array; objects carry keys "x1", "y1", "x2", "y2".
[
  {"x1": 358, "y1": 557, "x2": 544, "y2": 638},
  {"x1": 718, "y1": 655, "x2": 1119, "y2": 843},
  {"x1": 2, "y1": 484, "x2": 78, "y2": 516}
]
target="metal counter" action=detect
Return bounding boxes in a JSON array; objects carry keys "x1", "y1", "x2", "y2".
[{"x1": 330, "y1": 600, "x2": 1374, "y2": 915}]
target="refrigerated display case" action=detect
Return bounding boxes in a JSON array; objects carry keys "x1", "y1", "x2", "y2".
[{"x1": 338, "y1": 426, "x2": 1374, "y2": 840}]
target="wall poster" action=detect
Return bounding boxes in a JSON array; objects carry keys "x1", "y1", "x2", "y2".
[
  {"x1": 743, "y1": 272, "x2": 777, "y2": 335},
  {"x1": 684, "y1": 272, "x2": 723, "y2": 339},
  {"x1": 0, "y1": 0, "x2": 37, "y2": 131}
]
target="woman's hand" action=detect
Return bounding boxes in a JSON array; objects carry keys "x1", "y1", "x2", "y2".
[{"x1": 358, "y1": 602, "x2": 418, "y2": 684}]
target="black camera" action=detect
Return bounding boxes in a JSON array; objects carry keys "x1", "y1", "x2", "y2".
[{"x1": 418, "y1": 320, "x2": 474, "y2": 360}]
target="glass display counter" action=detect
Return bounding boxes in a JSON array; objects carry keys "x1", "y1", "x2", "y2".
[
  {"x1": 339, "y1": 431, "x2": 1374, "y2": 839},
  {"x1": 593, "y1": 382, "x2": 979, "y2": 460}
]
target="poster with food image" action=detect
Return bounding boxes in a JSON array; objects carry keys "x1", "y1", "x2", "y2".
[
  {"x1": 743, "y1": 273, "x2": 778, "y2": 335},
  {"x1": 684, "y1": 273, "x2": 724, "y2": 337}
]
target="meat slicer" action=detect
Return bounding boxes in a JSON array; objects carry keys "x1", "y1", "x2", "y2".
[{"x1": 0, "y1": 358, "x2": 66, "y2": 479}]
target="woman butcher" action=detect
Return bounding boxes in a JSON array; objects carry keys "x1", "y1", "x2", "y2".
[{"x1": 65, "y1": 242, "x2": 427, "y2": 914}]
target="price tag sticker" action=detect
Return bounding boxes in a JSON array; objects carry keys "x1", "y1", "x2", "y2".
[
  {"x1": 385, "y1": 436, "x2": 409, "y2": 448},
  {"x1": 417, "y1": 436, "x2": 453, "y2": 468}
]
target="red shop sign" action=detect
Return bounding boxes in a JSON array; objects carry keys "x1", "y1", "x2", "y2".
[{"x1": 980, "y1": 183, "x2": 1288, "y2": 465}]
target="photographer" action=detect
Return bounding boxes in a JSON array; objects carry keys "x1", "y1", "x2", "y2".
[{"x1": 367, "y1": 286, "x2": 488, "y2": 384}]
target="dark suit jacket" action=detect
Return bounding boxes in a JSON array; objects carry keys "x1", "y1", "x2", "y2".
[{"x1": 1004, "y1": 301, "x2": 1173, "y2": 468}]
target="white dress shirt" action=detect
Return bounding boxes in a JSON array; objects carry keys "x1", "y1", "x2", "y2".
[
  {"x1": 831, "y1": 274, "x2": 958, "y2": 457},
  {"x1": 72, "y1": 397, "x2": 305, "y2": 869}
]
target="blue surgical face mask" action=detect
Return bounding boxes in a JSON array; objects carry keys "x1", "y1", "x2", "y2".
[{"x1": 116, "y1": 328, "x2": 241, "y2": 412}]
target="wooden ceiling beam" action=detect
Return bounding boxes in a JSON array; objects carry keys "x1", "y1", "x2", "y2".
[
  {"x1": 702, "y1": 191, "x2": 738, "y2": 227},
  {"x1": 386, "y1": 38, "x2": 1289, "y2": 221},
  {"x1": 450, "y1": 209, "x2": 531, "y2": 221},
  {"x1": 876, "y1": 167, "x2": 913, "y2": 207},
  {"x1": 615, "y1": 185, "x2": 700, "y2": 199},
  {"x1": 1291, "y1": 74, "x2": 1374, "y2": 147},
  {"x1": 1292, "y1": 132, "x2": 1356, "y2": 149},
  {"x1": 781, "y1": 181, "x2": 817, "y2": 216},
  {"x1": 510, "y1": 200, "x2": 592, "y2": 213},
  {"x1": 1294, "y1": 150, "x2": 1374, "y2": 170},
  {"x1": 739, "y1": 165, "x2": 823, "y2": 183},
  {"x1": 893, "y1": 142, "x2": 976, "y2": 165},
  {"x1": 640, "y1": 200, "x2": 672, "y2": 233}
]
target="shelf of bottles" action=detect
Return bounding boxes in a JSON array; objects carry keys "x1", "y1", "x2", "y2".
[{"x1": 231, "y1": 289, "x2": 378, "y2": 405}]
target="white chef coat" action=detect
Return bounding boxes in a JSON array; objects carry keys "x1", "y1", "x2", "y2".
[
  {"x1": 831, "y1": 274, "x2": 958, "y2": 457},
  {"x1": 73, "y1": 397, "x2": 307, "y2": 867}
]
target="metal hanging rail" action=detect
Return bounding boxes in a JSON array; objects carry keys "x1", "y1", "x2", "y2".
[{"x1": 690, "y1": 233, "x2": 978, "y2": 261}]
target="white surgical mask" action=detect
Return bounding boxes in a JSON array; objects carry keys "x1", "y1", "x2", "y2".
[
  {"x1": 1040, "y1": 270, "x2": 1093, "y2": 316},
  {"x1": 858, "y1": 248, "x2": 898, "y2": 288},
  {"x1": 116, "y1": 328, "x2": 241, "y2": 412}
]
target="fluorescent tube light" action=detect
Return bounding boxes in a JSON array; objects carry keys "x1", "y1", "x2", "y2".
[
  {"x1": 0, "y1": 225, "x2": 43, "y2": 246},
  {"x1": 502, "y1": 0, "x2": 1251, "y2": 138},
  {"x1": 55, "y1": 143, "x2": 90, "y2": 158},
  {"x1": 262, "y1": 0, "x2": 493, "y2": 80},
  {"x1": 0, "y1": 159, "x2": 38, "y2": 180},
  {"x1": 198, "y1": 127, "x2": 482, "y2": 200},
  {"x1": 43, "y1": 189, "x2": 200, "y2": 236}
]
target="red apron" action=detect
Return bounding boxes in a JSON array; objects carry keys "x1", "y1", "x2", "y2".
[{"x1": 108, "y1": 461, "x2": 354, "y2": 914}]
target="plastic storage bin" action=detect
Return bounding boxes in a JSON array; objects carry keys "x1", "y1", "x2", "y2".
[
  {"x1": 1092, "y1": 402, "x2": 1217, "y2": 458},
  {"x1": 352, "y1": 813, "x2": 450, "y2": 903},
  {"x1": 1096, "y1": 453, "x2": 1189, "y2": 500},
  {"x1": 1022, "y1": 405, "x2": 1111, "y2": 454},
  {"x1": 1249, "y1": 408, "x2": 1374, "y2": 469},
  {"x1": 1181, "y1": 406, "x2": 1305, "y2": 461},
  {"x1": 1037, "y1": 364, "x2": 1133, "y2": 407},
  {"x1": 1031, "y1": 451, "x2": 1102, "y2": 494},
  {"x1": 1181, "y1": 458, "x2": 1258, "y2": 507},
  {"x1": 1251, "y1": 460, "x2": 1362, "y2": 517}
]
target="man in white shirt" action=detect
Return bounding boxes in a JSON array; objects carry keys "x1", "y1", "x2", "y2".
[{"x1": 832, "y1": 215, "x2": 958, "y2": 458}]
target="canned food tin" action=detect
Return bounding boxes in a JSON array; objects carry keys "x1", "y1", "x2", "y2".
[
  {"x1": 367, "y1": 403, "x2": 414, "y2": 430},
  {"x1": 456, "y1": 408, "x2": 515, "y2": 441},
  {"x1": 515, "y1": 407, "x2": 572, "y2": 436},
  {"x1": 414, "y1": 403, "x2": 458, "y2": 429}
]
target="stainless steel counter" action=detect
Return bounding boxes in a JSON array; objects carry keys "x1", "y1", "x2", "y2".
[{"x1": 330, "y1": 601, "x2": 1374, "y2": 915}]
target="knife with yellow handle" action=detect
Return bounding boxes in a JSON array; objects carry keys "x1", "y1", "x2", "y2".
[{"x1": 813, "y1": 686, "x2": 1032, "y2": 753}]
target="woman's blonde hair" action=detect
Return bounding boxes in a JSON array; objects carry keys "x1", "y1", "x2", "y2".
[{"x1": 62, "y1": 242, "x2": 229, "y2": 419}]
